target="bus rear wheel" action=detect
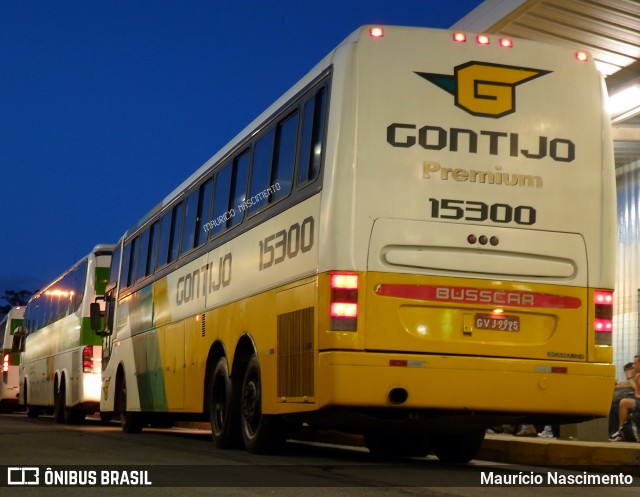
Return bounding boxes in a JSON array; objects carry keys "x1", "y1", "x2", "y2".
[
  {"x1": 431, "y1": 430, "x2": 485, "y2": 463},
  {"x1": 24, "y1": 381, "x2": 40, "y2": 418},
  {"x1": 209, "y1": 357, "x2": 241, "y2": 449},
  {"x1": 240, "y1": 355, "x2": 287, "y2": 454},
  {"x1": 116, "y1": 374, "x2": 144, "y2": 434},
  {"x1": 53, "y1": 379, "x2": 65, "y2": 424},
  {"x1": 55, "y1": 379, "x2": 85, "y2": 425}
]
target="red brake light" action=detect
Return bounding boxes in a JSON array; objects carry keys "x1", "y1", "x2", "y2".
[
  {"x1": 2, "y1": 354, "x2": 9, "y2": 373},
  {"x1": 595, "y1": 290, "x2": 613, "y2": 305},
  {"x1": 330, "y1": 273, "x2": 359, "y2": 331},
  {"x1": 453, "y1": 32, "x2": 467, "y2": 43},
  {"x1": 477, "y1": 34, "x2": 490, "y2": 45},
  {"x1": 331, "y1": 274, "x2": 359, "y2": 290},
  {"x1": 594, "y1": 290, "x2": 613, "y2": 345},
  {"x1": 499, "y1": 37, "x2": 513, "y2": 48},
  {"x1": 369, "y1": 27, "x2": 384, "y2": 38},
  {"x1": 82, "y1": 346, "x2": 94, "y2": 373},
  {"x1": 330, "y1": 302, "x2": 358, "y2": 318}
]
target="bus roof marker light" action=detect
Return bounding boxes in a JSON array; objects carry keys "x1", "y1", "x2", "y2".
[
  {"x1": 499, "y1": 38, "x2": 513, "y2": 48},
  {"x1": 453, "y1": 32, "x2": 467, "y2": 43},
  {"x1": 477, "y1": 34, "x2": 490, "y2": 45},
  {"x1": 369, "y1": 27, "x2": 384, "y2": 38},
  {"x1": 576, "y1": 51, "x2": 589, "y2": 62}
]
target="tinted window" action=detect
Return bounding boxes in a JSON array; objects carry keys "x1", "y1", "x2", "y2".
[
  {"x1": 129, "y1": 237, "x2": 140, "y2": 287},
  {"x1": 121, "y1": 243, "x2": 132, "y2": 289},
  {"x1": 273, "y1": 111, "x2": 298, "y2": 200},
  {"x1": 136, "y1": 229, "x2": 150, "y2": 281},
  {"x1": 248, "y1": 129, "x2": 275, "y2": 212},
  {"x1": 147, "y1": 221, "x2": 160, "y2": 275},
  {"x1": 298, "y1": 87, "x2": 326, "y2": 185},
  {"x1": 168, "y1": 202, "x2": 184, "y2": 263},
  {"x1": 108, "y1": 245, "x2": 121, "y2": 289},
  {"x1": 211, "y1": 162, "x2": 232, "y2": 235},
  {"x1": 180, "y1": 190, "x2": 199, "y2": 255},
  {"x1": 195, "y1": 178, "x2": 213, "y2": 246},
  {"x1": 157, "y1": 212, "x2": 172, "y2": 269},
  {"x1": 229, "y1": 150, "x2": 249, "y2": 227}
]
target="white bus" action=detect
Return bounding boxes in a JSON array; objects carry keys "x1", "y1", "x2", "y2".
[
  {"x1": 93, "y1": 26, "x2": 615, "y2": 462},
  {"x1": 18, "y1": 245, "x2": 113, "y2": 423},
  {"x1": 0, "y1": 306, "x2": 25, "y2": 411}
]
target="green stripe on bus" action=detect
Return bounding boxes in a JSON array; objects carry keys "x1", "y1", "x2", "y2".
[
  {"x1": 95, "y1": 266, "x2": 110, "y2": 296},
  {"x1": 134, "y1": 331, "x2": 168, "y2": 411}
]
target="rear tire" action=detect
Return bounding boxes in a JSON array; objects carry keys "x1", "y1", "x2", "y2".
[
  {"x1": 209, "y1": 357, "x2": 242, "y2": 449},
  {"x1": 24, "y1": 381, "x2": 40, "y2": 418},
  {"x1": 53, "y1": 379, "x2": 65, "y2": 424},
  {"x1": 116, "y1": 374, "x2": 144, "y2": 434},
  {"x1": 431, "y1": 430, "x2": 485, "y2": 463},
  {"x1": 240, "y1": 355, "x2": 287, "y2": 454}
]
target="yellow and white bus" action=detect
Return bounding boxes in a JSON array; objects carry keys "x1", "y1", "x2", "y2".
[
  {"x1": 0, "y1": 306, "x2": 25, "y2": 411},
  {"x1": 93, "y1": 26, "x2": 616, "y2": 462},
  {"x1": 18, "y1": 245, "x2": 113, "y2": 423}
]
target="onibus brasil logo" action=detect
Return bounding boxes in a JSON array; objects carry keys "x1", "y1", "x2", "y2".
[{"x1": 416, "y1": 62, "x2": 551, "y2": 118}]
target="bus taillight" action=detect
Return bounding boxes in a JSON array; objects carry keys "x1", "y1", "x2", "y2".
[
  {"x1": 330, "y1": 273, "x2": 359, "y2": 331},
  {"x1": 2, "y1": 354, "x2": 8, "y2": 374},
  {"x1": 594, "y1": 290, "x2": 613, "y2": 345},
  {"x1": 83, "y1": 346, "x2": 94, "y2": 373}
]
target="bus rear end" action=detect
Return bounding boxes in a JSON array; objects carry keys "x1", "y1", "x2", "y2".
[
  {"x1": 0, "y1": 306, "x2": 24, "y2": 409},
  {"x1": 316, "y1": 26, "x2": 615, "y2": 448}
]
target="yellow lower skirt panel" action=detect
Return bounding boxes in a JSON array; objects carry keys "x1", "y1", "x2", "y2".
[{"x1": 316, "y1": 351, "x2": 615, "y2": 417}]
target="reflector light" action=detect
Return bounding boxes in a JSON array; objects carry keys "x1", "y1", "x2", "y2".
[
  {"x1": 576, "y1": 51, "x2": 589, "y2": 62},
  {"x1": 331, "y1": 274, "x2": 359, "y2": 289},
  {"x1": 2, "y1": 354, "x2": 8, "y2": 373},
  {"x1": 390, "y1": 360, "x2": 408, "y2": 367},
  {"x1": 477, "y1": 34, "x2": 490, "y2": 45},
  {"x1": 369, "y1": 27, "x2": 384, "y2": 38},
  {"x1": 499, "y1": 38, "x2": 513, "y2": 48},
  {"x1": 331, "y1": 302, "x2": 358, "y2": 318},
  {"x1": 82, "y1": 346, "x2": 93, "y2": 373},
  {"x1": 453, "y1": 32, "x2": 467, "y2": 42}
]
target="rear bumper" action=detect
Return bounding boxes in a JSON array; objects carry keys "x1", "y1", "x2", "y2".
[{"x1": 317, "y1": 351, "x2": 614, "y2": 417}]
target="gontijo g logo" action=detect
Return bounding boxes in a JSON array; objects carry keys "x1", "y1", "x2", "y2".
[{"x1": 416, "y1": 62, "x2": 551, "y2": 118}]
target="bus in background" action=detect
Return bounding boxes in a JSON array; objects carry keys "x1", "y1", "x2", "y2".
[
  {"x1": 0, "y1": 306, "x2": 25, "y2": 411},
  {"x1": 92, "y1": 26, "x2": 615, "y2": 462},
  {"x1": 18, "y1": 245, "x2": 113, "y2": 423}
]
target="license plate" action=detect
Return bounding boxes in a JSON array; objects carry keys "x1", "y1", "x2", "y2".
[{"x1": 474, "y1": 313, "x2": 520, "y2": 332}]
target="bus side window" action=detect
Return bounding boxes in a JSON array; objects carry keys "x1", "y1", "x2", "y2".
[
  {"x1": 120, "y1": 242, "x2": 132, "y2": 289},
  {"x1": 248, "y1": 128, "x2": 276, "y2": 213},
  {"x1": 298, "y1": 86, "x2": 327, "y2": 186},
  {"x1": 272, "y1": 110, "x2": 298, "y2": 200},
  {"x1": 146, "y1": 221, "x2": 160, "y2": 275},
  {"x1": 168, "y1": 202, "x2": 184, "y2": 263},
  {"x1": 109, "y1": 245, "x2": 121, "y2": 289},
  {"x1": 195, "y1": 177, "x2": 213, "y2": 246},
  {"x1": 157, "y1": 211, "x2": 172, "y2": 270},
  {"x1": 180, "y1": 189, "x2": 200, "y2": 256},
  {"x1": 129, "y1": 236, "x2": 140, "y2": 287},
  {"x1": 136, "y1": 229, "x2": 150, "y2": 281},
  {"x1": 212, "y1": 162, "x2": 232, "y2": 236},
  {"x1": 229, "y1": 150, "x2": 250, "y2": 227}
]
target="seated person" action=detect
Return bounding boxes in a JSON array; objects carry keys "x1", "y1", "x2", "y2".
[
  {"x1": 610, "y1": 355, "x2": 640, "y2": 442},
  {"x1": 609, "y1": 362, "x2": 636, "y2": 436}
]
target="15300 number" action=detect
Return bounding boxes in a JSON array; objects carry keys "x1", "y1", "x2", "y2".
[
  {"x1": 429, "y1": 198, "x2": 536, "y2": 225},
  {"x1": 258, "y1": 216, "x2": 315, "y2": 271}
]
